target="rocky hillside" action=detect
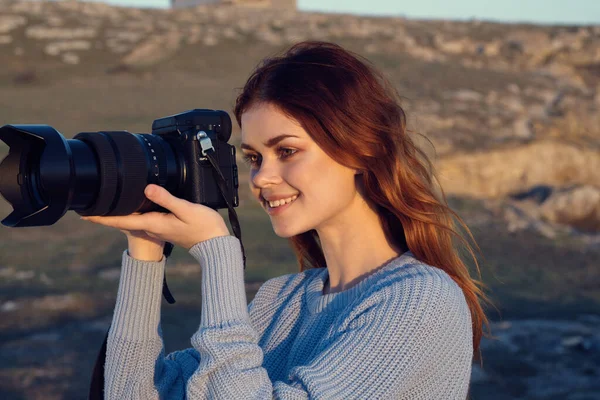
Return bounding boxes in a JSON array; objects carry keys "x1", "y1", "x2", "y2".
[
  {"x1": 1, "y1": 0, "x2": 599, "y2": 238},
  {"x1": 0, "y1": 1, "x2": 599, "y2": 399}
]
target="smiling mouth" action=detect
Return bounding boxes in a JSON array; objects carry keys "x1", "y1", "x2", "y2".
[{"x1": 261, "y1": 194, "x2": 300, "y2": 210}]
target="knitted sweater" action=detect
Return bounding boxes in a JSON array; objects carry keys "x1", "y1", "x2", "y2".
[{"x1": 105, "y1": 235, "x2": 473, "y2": 399}]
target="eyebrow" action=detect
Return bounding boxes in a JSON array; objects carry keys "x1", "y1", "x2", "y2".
[{"x1": 240, "y1": 134, "x2": 299, "y2": 151}]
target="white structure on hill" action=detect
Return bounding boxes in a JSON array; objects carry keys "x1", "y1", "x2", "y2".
[{"x1": 171, "y1": 0, "x2": 297, "y2": 10}]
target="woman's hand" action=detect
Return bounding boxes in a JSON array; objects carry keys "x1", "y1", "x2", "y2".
[{"x1": 81, "y1": 184, "x2": 230, "y2": 260}]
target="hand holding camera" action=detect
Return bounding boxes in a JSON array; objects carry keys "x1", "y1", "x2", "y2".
[{"x1": 81, "y1": 183, "x2": 230, "y2": 260}]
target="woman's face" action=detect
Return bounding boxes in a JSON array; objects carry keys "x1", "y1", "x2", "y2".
[{"x1": 240, "y1": 102, "x2": 361, "y2": 238}]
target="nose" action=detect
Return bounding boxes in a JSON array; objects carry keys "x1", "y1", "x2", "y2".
[{"x1": 250, "y1": 159, "x2": 283, "y2": 189}]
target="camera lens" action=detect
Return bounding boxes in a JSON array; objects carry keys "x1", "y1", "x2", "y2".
[{"x1": 0, "y1": 125, "x2": 180, "y2": 227}]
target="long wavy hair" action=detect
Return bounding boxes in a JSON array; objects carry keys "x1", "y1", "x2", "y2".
[{"x1": 233, "y1": 41, "x2": 490, "y2": 358}]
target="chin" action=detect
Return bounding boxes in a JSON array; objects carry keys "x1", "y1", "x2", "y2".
[
  {"x1": 272, "y1": 226, "x2": 299, "y2": 238},
  {"x1": 271, "y1": 222, "x2": 311, "y2": 238}
]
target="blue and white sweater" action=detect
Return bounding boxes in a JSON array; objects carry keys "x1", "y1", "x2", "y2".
[{"x1": 105, "y1": 235, "x2": 473, "y2": 399}]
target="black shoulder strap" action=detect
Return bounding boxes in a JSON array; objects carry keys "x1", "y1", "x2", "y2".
[{"x1": 88, "y1": 330, "x2": 108, "y2": 400}]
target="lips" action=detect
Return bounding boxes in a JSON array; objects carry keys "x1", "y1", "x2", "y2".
[
  {"x1": 261, "y1": 194, "x2": 300, "y2": 215},
  {"x1": 261, "y1": 194, "x2": 299, "y2": 207}
]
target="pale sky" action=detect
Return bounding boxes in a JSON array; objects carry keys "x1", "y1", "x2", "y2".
[{"x1": 92, "y1": 0, "x2": 599, "y2": 25}]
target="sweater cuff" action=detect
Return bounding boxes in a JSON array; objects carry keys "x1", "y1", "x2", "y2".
[
  {"x1": 188, "y1": 236, "x2": 248, "y2": 327},
  {"x1": 110, "y1": 250, "x2": 166, "y2": 340}
]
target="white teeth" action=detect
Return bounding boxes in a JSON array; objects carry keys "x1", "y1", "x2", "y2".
[{"x1": 267, "y1": 195, "x2": 298, "y2": 208}]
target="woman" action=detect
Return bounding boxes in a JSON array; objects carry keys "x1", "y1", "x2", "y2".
[{"x1": 83, "y1": 41, "x2": 489, "y2": 399}]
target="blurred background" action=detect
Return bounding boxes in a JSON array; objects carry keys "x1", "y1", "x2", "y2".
[{"x1": 0, "y1": 0, "x2": 598, "y2": 398}]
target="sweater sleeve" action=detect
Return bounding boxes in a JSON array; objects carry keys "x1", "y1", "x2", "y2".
[
  {"x1": 105, "y1": 250, "x2": 203, "y2": 399},
  {"x1": 187, "y1": 236, "x2": 474, "y2": 399}
]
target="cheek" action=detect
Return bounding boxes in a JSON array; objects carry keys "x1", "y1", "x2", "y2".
[
  {"x1": 300, "y1": 165, "x2": 356, "y2": 206},
  {"x1": 285, "y1": 162, "x2": 309, "y2": 188}
]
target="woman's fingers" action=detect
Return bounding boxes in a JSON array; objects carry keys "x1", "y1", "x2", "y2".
[
  {"x1": 82, "y1": 213, "x2": 160, "y2": 232},
  {"x1": 81, "y1": 185, "x2": 228, "y2": 249},
  {"x1": 144, "y1": 184, "x2": 191, "y2": 220},
  {"x1": 81, "y1": 185, "x2": 193, "y2": 236}
]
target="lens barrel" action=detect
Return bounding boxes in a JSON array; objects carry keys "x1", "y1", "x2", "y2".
[{"x1": 0, "y1": 125, "x2": 180, "y2": 227}]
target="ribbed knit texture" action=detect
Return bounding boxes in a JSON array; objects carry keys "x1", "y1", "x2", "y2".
[{"x1": 105, "y1": 235, "x2": 473, "y2": 399}]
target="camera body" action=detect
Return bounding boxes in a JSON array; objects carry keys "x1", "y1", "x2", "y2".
[
  {"x1": 149, "y1": 109, "x2": 239, "y2": 211},
  {"x1": 0, "y1": 109, "x2": 239, "y2": 227}
]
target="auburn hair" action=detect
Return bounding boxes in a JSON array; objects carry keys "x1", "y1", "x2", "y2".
[{"x1": 233, "y1": 41, "x2": 490, "y2": 358}]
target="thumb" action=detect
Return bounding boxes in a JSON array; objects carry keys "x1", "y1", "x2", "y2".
[{"x1": 144, "y1": 184, "x2": 188, "y2": 219}]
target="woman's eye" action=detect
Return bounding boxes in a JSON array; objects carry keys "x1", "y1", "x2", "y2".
[
  {"x1": 241, "y1": 153, "x2": 260, "y2": 167},
  {"x1": 279, "y1": 147, "x2": 297, "y2": 159},
  {"x1": 241, "y1": 148, "x2": 297, "y2": 168}
]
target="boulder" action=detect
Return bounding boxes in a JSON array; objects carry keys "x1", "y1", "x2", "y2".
[{"x1": 539, "y1": 185, "x2": 600, "y2": 233}]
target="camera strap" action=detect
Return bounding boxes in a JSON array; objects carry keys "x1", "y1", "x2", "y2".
[
  {"x1": 89, "y1": 134, "x2": 246, "y2": 399},
  {"x1": 199, "y1": 136, "x2": 247, "y2": 270}
]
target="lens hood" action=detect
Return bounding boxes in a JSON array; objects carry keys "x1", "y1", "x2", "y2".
[{"x1": 0, "y1": 124, "x2": 73, "y2": 227}]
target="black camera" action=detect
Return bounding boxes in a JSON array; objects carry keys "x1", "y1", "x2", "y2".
[{"x1": 0, "y1": 109, "x2": 239, "y2": 227}]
